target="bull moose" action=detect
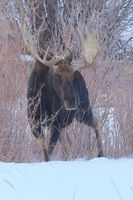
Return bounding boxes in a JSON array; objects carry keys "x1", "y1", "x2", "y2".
[{"x1": 22, "y1": 25, "x2": 103, "y2": 161}]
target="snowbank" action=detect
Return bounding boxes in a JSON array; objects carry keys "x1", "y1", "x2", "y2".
[{"x1": 0, "y1": 158, "x2": 133, "y2": 200}]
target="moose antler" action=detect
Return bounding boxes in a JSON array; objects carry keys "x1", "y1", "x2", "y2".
[
  {"x1": 21, "y1": 24, "x2": 99, "y2": 70},
  {"x1": 73, "y1": 32, "x2": 100, "y2": 71},
  {"x1": 21, "y1": 24, "x2": 67, "y2": 67}
]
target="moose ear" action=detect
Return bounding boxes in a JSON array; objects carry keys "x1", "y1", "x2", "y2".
[{"x1": 62, "y1": 48, "x2": 73, "y2": 64}]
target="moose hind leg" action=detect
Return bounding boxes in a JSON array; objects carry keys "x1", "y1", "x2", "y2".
[
  {"x1": 92, "y1": 118, "x2": 104, "y2": 157},
  {"x1": 95, "y1": 129, "x2": 104, "y2": 157},
  {"x1": 48, "y1": 126, "x2": 60, "y2": 159}
]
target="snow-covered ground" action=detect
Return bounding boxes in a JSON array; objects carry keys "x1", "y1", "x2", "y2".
[{"x1": 0, "y1": 158, "x2": 133, "y2": 200}]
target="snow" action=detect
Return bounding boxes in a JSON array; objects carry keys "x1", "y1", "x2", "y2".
[
  {"x1": 20, "y1": 55, "x2": 35, "y2": 62},
  {"x1": 0, "y1": 158, "x2": 133, "y2": 200}
]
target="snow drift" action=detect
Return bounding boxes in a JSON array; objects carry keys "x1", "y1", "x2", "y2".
[{"x1": 0, "y1": 158, "x2": 133, "y2": 200}]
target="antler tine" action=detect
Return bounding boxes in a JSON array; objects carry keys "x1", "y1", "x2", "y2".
[{"x1": 43, "y1": 46, "x2": 49, "y2": 62}]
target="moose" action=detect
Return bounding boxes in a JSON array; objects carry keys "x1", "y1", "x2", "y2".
[{"x1": 22, "y1": 25, "x2": 103, "y2": 161}]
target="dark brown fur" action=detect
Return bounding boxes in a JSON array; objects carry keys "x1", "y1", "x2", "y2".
[{"x1": 27, "y1": 55, "x2": 103, "y2": 161}]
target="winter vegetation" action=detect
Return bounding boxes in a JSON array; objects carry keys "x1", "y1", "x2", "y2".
[{"x1": 0, "y1": 0, "x2": 133, "y2": 162}]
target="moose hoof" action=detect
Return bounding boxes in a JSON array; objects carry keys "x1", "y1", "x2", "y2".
[
  {"x1": 44, "y1": 150, "x2": 49, "y2": 162},
  {"x1": 98, "y1": 150, "x2": 104, "y2": 158}
]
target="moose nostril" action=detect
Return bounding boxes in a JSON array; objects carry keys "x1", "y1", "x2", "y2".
[{"x1": 64, "y1": 100, "x2": 76, "y2": 110}]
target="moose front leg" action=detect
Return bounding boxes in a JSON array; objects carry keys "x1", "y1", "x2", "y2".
[
  {"x1": 47, "y1": 125, "x2": 60, "y2": 159},
  {"x1": 37, "y1": 136, "x2": 49, "y2": 161},
  {"x1": 29, "y1": 122, "x2": 49, "y2": 161}
]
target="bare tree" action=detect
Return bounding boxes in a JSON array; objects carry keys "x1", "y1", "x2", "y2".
[{"x1": 8, "y1": 0, "x2": 132, "y2": 63}]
